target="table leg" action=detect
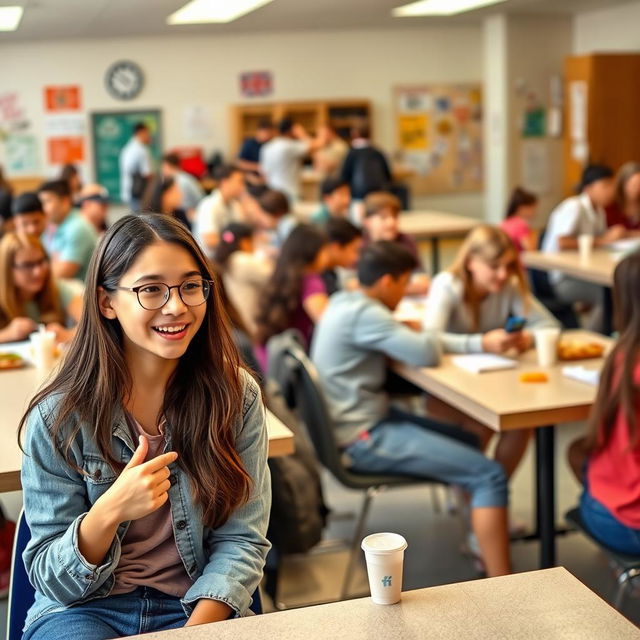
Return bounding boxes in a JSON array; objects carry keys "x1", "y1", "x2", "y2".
[
  {"x1": 535, "y1": 426, "x2": 556, "y2": 568},
  {"x1": 430, "y1": 238, "x2": 440, "y2": 274}
]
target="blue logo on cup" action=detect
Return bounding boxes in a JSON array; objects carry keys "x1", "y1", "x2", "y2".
[{"x1": 381, "y1": 576, "x2": 392, "y2": 587}]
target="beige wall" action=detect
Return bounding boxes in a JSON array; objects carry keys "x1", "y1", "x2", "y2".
[
  {"x1": 574, "y1": 1, "x2": 640, "y2": 54},
  {"x1": 0, "y1": 26, "x2": 484, "y2": 215}
]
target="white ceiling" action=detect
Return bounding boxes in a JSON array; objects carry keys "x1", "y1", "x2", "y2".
[{"x1": 0, "y1": 0, "x2": 635, "y2": 42}]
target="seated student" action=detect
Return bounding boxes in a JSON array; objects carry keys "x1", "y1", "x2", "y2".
[
  {"x1": 567, "y1": 252, "x2": 640, "y2": 555},
  {"x1": 142, "y1": 174, "x2": 190, "y2": 231},
  {"x1": 12, "y1": 192, "x2": 47, "y2": 239},
  {"x1": 59, "y1": 163, "x2": 83, "y2": 205},
  {"x1": 311, "y1": 242, "x2": 510, "y2": 576},
  {"x1": 38, "y1": 179, "x2": 98, "y2": 282},
  {"x1": 605, "y1": 161, "x2": 640, "y2": 235},
  {"x1": 213, "y1": 223, "x2": 273, "y2": 340},
  {"x1": 322, "y1": 217, "x2": 362, "y2": 295},
  {"x1": 18, "y1": 214, "x2": 269, "y2": 639},
  {"x1": 0, "y1": 232, "x2": 82, "y2": 343},
  {"x1": 253, "y1": 189, "x2": 297, "y2": 251},
  {"x1": 79, "y1": 183, "x2": 109, "y2": 236},
  {"x1": 362, "y1": 191, "x2": 429, "y2": 296},
  {"x1": 423, "y1": 225, "x2": 559, "y2": 478},
  {"x1": 542, "y1": 165, "x2": 624, "y2": 331},
  {"x1": 194, "y1": 165, "x2": 246, "y2": 257},
  {"x1": 311, "y1": 177, "x2": 351, "y2": 225},
  {"x1": 254, "y1": 224, "x2": 330, "y2": 370},
  {"x1": 500, "y1": 187, "x2": 539, "y2": 252},
  {"x1": 161, "y1": 152, "x2": 205, "y2": 220}
]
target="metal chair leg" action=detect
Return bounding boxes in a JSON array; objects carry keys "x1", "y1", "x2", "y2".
[
  {"x1": 430, "y1": 484, "x2": 442, "y2": 514},
  {"x1": 613, "y1": 567, "x2": 640, "y2": 610},
  {"x1": 340, "y1": 487, "x2": 378, "y2": 600}
]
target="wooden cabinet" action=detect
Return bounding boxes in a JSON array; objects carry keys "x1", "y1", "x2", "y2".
[
  {"x1": 230, "y1": 99, "x2": 370, "y2": 154},
  {"x1": 564, "y1": 54, "x2": 640, "y2": 196}
]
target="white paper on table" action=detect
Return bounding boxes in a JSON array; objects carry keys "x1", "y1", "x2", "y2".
[
  {"x1": 562, "y1": 365, "x2": 600, "y2": 386},
  {"x1": 452, "y1": 354, "x2": 516, "y2": 374},
  {"x1": 605, "y1": 238, "x2": 640, "y2": 253}
]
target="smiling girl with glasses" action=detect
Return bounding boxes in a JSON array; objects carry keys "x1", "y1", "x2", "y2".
[
  {"x1": 0, "y1": 232, "x2": 82, "y2": 343},
  {"x1": 18, "y1": 214, "x2": 270, "y2": 638}
]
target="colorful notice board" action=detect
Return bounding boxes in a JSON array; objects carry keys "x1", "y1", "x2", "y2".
[
  {"x1": 395, "y1": 85, "x2": 483, "y2": 194},
  {"x1": 90, "y1": 110, "x2": 163, "y2": 203}
]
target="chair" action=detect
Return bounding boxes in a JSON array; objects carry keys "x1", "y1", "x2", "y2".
[
  {"x1": 7, "y1": 510, "x2": 32, "y2": 640},
  {"x1": 282, "y1": 339, "x2": 445, "y2": 600},
  {"x1": 528, "y1": 230, "x2": 580, "y2": 329},
  {"x1": 565, "y1": 507, "x2": 640, "y2": 610},
  {"x1": 7, "y1": 510, "x2": 261, "y2": 640}
]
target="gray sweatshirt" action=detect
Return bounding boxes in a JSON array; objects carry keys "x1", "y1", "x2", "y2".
[
  {"x1": 311, "y1": 290, "x2": 441, "y2": 447},
  {"x1": 423, "y1": 271, "x2": 559, "y2": 353}
]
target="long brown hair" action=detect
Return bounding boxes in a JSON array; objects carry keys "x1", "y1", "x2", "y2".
[
  {"x1": 586, "y1": 252, "x2": 640, "y2": 452},
  {"x1": 255, "y1": 223, "x2": 327, "y2": 344},
  {"x1": 505, "y1": 186, "x2": 537, "y2": 218},
  {"x1": 449, "y1": 225, "x2": 529, "y2": 331},
  {"x1": 0, "y1": 232, "x2": 63, "y2": 329},
  {"x1": 19, "y1": 214, "x2": 251, "y2": 529},
  {"x1": 614, "y1": 161, "x2": 640, "y2": 216}
]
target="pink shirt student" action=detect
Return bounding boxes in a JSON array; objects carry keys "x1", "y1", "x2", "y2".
[
  {"x1": 587, "y1": 361, "x2": 640, "y2": 529},
  {"x1": 500, "y1": 216, "x2": 532, "y2": 253}
]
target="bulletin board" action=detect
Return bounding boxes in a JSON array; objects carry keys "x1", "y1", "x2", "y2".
[
  {"x1": 90, "y1": 110, "x2": 163, "y2": 203},
  {"x1": 394, "y1": 84, "x2": 483, "y2": 195}
]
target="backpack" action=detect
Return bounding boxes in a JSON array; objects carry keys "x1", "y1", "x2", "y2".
[
  {"x1": 350, "y1": 147, "x2": 389, "y2": 198},
  {"x1": 265, "y1": 380, "x2": 329, "y2": 555}
]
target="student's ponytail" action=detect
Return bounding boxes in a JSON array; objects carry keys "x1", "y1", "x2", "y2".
[{"x1": 213, "y1": 223, "x2": 254, "y2": 270}]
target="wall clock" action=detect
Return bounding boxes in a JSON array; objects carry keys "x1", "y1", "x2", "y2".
[{"x1": 105, "y1": 60, "x2": 144, "y2": 101}]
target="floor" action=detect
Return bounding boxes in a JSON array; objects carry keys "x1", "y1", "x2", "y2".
[{"x1": 272, "y1": 420, "x2": 640, "y2": 626}]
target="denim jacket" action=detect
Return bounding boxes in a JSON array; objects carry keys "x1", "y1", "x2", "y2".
[{"x1": 20, "y1": 370, "x2": 271, "y2": 630}]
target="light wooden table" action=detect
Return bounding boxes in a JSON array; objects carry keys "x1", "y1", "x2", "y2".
[
  {"x1": 522, "y1": 249, "x2": 617, "y2": 287},
  {"x1": 398, "y1": 210, "x2": 478, "y2": 273},
  {"x1": 127, "y1": 568, "x2": 640, "y2": 639},
  {"x1": 393, "y1": 330, "x2": 611, "y2": 569},
  {"x1": 0, "y1": 355, "x2": 294, "y2": 493}
]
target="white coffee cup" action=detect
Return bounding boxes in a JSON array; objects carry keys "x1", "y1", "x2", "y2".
[
  {"x1": 534, "y1": 327, "x2": 561, "y2": 368},
  {"x1": 30, "y1": 330, "x2": 56, "y2": 370},
  {"x1": 578, "y1": 234, "x2": 594, "y2": 263},
  {"x1": 361, "y1": 532, "x2": 408, "y2": 605}
]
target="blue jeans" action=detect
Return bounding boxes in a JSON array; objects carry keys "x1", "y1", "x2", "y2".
[
  {"x1": 345, "y1": 409, "x2": 508, "y2": 509},
  {"x1": 23, "y1": 587, "x2": 187, "y2": 640},
  {"x1": 580, "y1": 490, "x2": 640, "y2": 556}
]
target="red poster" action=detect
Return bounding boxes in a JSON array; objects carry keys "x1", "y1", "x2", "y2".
[
  {"x1": 44, "y1": 86, "x2": 81, "y2": 112},
  {"x1": 47, "y1": 137, "x2": 84, "y2": 164}
]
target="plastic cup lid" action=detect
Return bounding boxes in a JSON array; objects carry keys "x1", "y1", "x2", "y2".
[{"x1": 361, "y1": 532, "x2": 408, "y2": 554}]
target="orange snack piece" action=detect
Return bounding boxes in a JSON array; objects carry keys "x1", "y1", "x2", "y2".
[{"x1": 519, "y1": 371, "x2": 549, "y2": 383}]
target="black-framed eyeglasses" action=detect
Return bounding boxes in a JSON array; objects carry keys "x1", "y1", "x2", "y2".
[
  {"x1": 13, "y1": 257, "x2": 48, "y2": 272},
  {"x1": 112, "y1": 278, "x2": 213, "y2": 310}
]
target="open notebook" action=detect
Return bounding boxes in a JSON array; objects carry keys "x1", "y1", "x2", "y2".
[{"x1": 452, "y1": 354, "x2": 517, "y2": 374}]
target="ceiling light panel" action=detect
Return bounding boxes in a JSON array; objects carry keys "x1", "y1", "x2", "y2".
[
  {"x1": 393, "y1": 0, "x2": 507, "y2": 17},
  {"x1": 167, "y1": 0, "x2": 275, "y2": 25}
]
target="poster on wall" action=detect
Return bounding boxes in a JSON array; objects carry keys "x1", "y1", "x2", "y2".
[
  {"x1": 91, "y1": 110, "x2": 163, "y2": 203},
  {"x1": 43, "y1": 85, "x2": 86, "y2": 166},
  {"x1": 5, "y1": 134, "x2": 40, "y2": 175},
  {"x1": 394, "y1": 84, "x2": 483, "y2": 195},
  {"x1": 239, "y1": 71, "x2": 273, "y2": 98},
  {"x1": 44, "y1": 86, "x2": 82, "y2": 112}
]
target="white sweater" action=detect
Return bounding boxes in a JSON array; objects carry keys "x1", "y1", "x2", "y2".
[{"x1": 423, "y1": 271, "x2": 559, "y2": 353}]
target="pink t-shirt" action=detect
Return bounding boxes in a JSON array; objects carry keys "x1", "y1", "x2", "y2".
[
  {"x1": 587, "y1": 362, "x2": 640, "y2": 529},
  {"x1": 111, "y1": 415, "x2": 192, "y2": 597},
  {"x1": 500, "y1": 216, "x2": 532, "y2": 253}
]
